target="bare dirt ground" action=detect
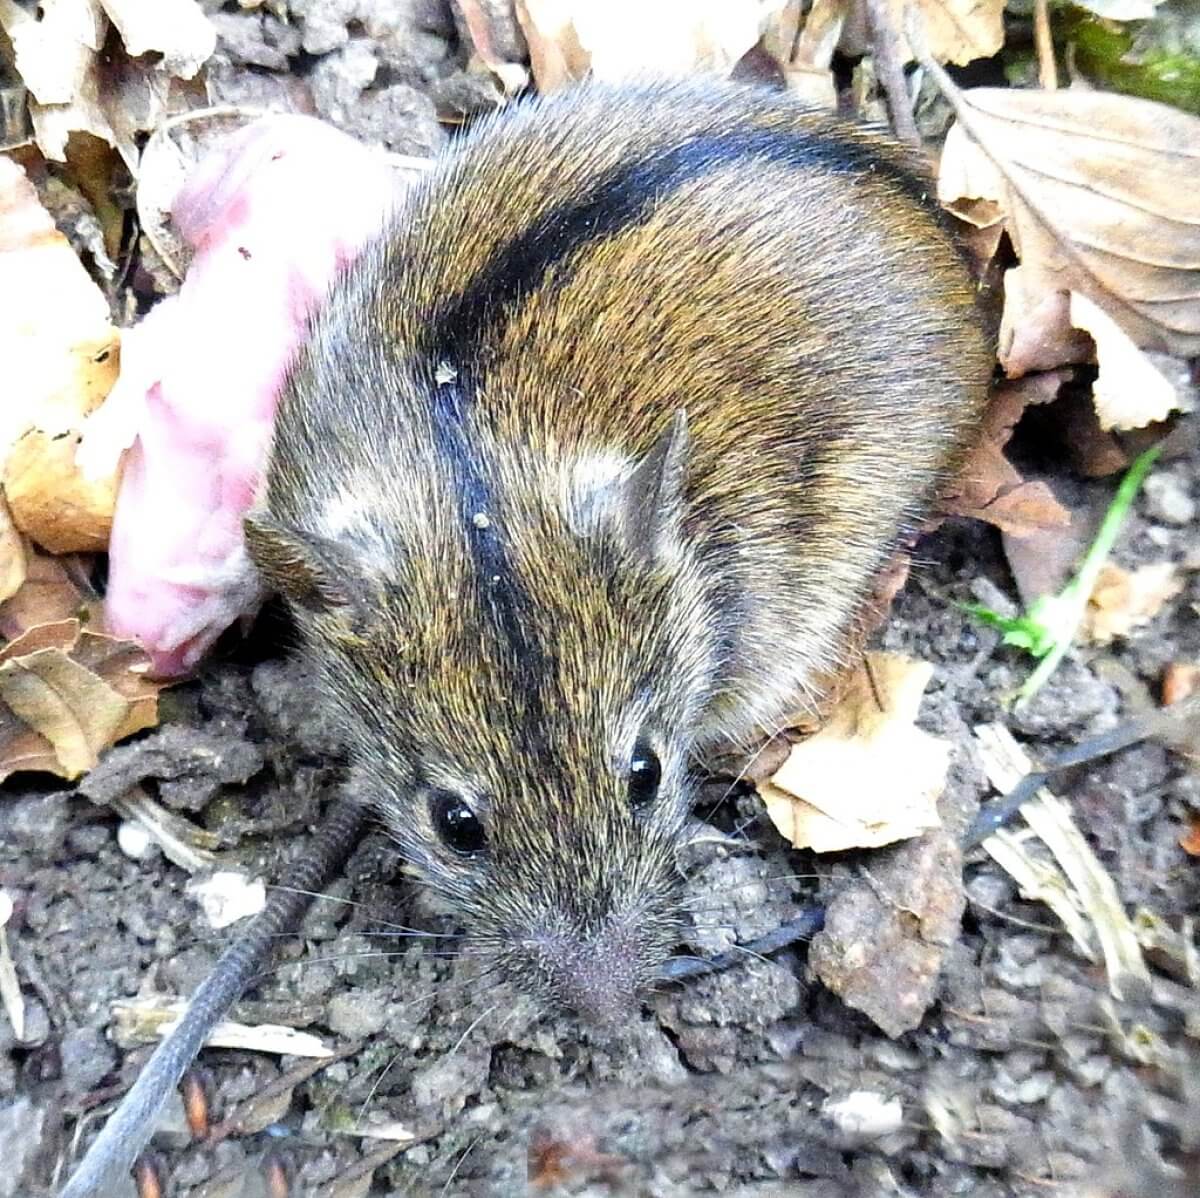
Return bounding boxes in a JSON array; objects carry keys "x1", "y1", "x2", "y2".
[{"x1": 2, "y1": 3, "x2": 1199, "y2": 1196}]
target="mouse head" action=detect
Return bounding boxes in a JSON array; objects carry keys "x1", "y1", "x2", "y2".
[{"x1": 247, "y1": 412, "x2": 720, "y2": 1023}]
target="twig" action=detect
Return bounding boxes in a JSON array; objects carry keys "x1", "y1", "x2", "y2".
[
  {"x1": 1033, "y1": 0, "x2": 1058, "y2": 91},
  {"x1": 864, "y1": 0, "x2": 921, "y2": 144}
]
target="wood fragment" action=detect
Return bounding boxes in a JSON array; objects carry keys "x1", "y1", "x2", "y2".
[
  {"x1": 1032, "y1": 0, "x2": 1057, "y2": 90},
  {"x1": 109, "y1": 786, "x2": 220, "y2": 873},
  {"x1": 975, "y1": 723, "x2": 1152, "y2": 1003},
  {"x1": 864, "y1": 0, "x2": 920, "y2": 144},
  {"x1": 112, "y1": 996, "x2": 334, "y2": 1058}
]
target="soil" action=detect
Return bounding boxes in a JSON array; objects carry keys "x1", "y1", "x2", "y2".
[{"x1": 3, "y1": 4, "x2": 1199, "y2": 1197}]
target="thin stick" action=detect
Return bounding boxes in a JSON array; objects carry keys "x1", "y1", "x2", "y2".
[
  {"x1": 864, "y1": 0, "x2": 921, "y2": 144},
  {"x1": 1033, "y1": 0, "x2": 1059, "y2": 91}
]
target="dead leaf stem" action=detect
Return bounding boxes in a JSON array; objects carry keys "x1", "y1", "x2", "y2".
[{"x1": 865, "y1": 0, "x2": 920, "y2": 144}]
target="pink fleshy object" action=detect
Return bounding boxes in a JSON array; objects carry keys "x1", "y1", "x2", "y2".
[{"x1": 89, "y1": 116, "x2": 403, "y2": 677}]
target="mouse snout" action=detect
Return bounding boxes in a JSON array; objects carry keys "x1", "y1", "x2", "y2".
[{"x1": 522, "y1": 917, "x2": 648, "y2": 1026}]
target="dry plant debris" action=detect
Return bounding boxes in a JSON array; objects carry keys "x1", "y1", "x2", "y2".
[
  {"x1": 112, "y1": 996, "x2": 334, "y2": 1059},
  {"x1": 975, "y1": 723, "x2": 1152, "y2": 1002},
  {"x1": 0, "y1": 0, "x2": 213, "y2": 165},
  {"x1": 0, "y1": 890, "x2": 22, "y2": 1044},
  {"x1": 937, "y1": 81, "x2": 1200, "y2": 430},
  {"x1": 945, "y1": 373, "x2": 1071, "y2": 536},
  {"x1": 1083, "y1": 561, "x2": 1185, "y2": 644},
  {"x1": 0, "y1": 155, "x2": 120, "y2": 552},
  {"x1": 514, "y1": 0, "x2": 1005, "y2": 94},
  {"x1": 0, "y1": 617, "x2": 159, "y2": 782},
  {"x1": 760, "y1": 652, "x2": 950, "y2": 852}
]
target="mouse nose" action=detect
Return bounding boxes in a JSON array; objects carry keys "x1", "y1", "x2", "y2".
[{"x1": 524, "y1": 918, "x2": 644, "y2": 1026}]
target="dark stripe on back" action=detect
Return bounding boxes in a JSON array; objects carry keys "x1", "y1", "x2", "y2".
[
  {"x1": 426, "y1": 122, "x2": 938, "y2": 363},
  {"x1": 428, "y1": 378, "x2": 553, "y2": 751}
]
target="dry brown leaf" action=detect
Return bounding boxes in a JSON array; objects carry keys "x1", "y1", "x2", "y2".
[
  {"x1": 760, "y1": 652, "x2": 949, "y2": 852},
  {"x1": 515, "y1": 0, "x2": 771, "y2": 91},
  {"x1": 876, "y1": 0, "x2": 1003, "y2": 66},
  {"x1": 995, "y1": 267, "x2": 1093, "y2": 379},
  {"x1": 945, "y1": 374, "x2": 1073, "y2": 536},
  {"x1": 1069, "y1": 292, "x2": 1186, "y2": 431},
  {"x1": 938, "y1": 88, "x2": 1200, "y2": 356},
  {"x1": 0, "y1": 155, "x2": 121, "y2": 550},
  {"x1": 98, "y1": 0, "x2": 214, "y2": 79},
  {"x1": 0, "y1": 544, "x2": 101, "y2": 642},
  {"x1": 0, "y1": 0, "x2": 106, "y2": 107},
  {"x1": 937, "y1": 85, "x2": 1200, "y2": 427},
  {"x1": 1, "y1": 0, "x2": 209, "y2": 165},
  {"x1": 1162, "y1": 662, "x2": 1200, "y2": 707},
  {"x1": 1180, "y1": 814, "x2": 1200, "y2": 857},
  {"x1": 0, "y1": 501, "x2": 25, "y2": 604},
  {"x1": 0, "y1": 617, "x2": 159, "y2": 782},
  {"x1": 1083, "y1": 561, "x2": 1184, "y2": 645},
  {"x1": 4, "y1": 428, "x2": 116, "y2": 553}
]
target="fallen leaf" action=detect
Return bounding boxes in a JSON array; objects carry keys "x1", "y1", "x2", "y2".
[
  {"x1": 846, "y1": 0, "x2": 1004, "y2": 67},
  {"x1": 0, "y1": 155, "x2": 122, "y2": 539},
  {"x1": 98, "y1": 0, "x2": 215, "y2": 79},
  {"x1": 994, "y1": 267, "x2": 1093, "y2": 379},
  {"x1": 760, "y1": 652, "x2": 949, "y2": 852},
  {"x1": 0, "y1": 0, "x2": 106, "y2": 107},
  {"x1": 1083, "y1": 561, "x2": 1184, "y2": 644},
  {"x1": 0, "y1": 545, "x2": 100, "y2": 642},
  {"x1": 937, "y1": 87, "x2": 1200, "y2": 359},
  {"x1": 1070, "y1": 292, "x2": 1187, "y2": 431},
  {"x1": 1, "y1": 0, "x2": 210, "y2": 166},
  {"x1": 936, "y1": 82, "x2": 1200, "y2": 434},
  {"x1": 945, "y1": 374, "x2": 1073, "y2": 536},
  {"x1": 0, "y1": 618, "x2": 160, "y2": 783},
  {"x1": 1162, "y1": 662, "x2": 1200, "y2": 707},
  {"x1": 1180, "y1": 815, "x2": 1200, "y2": 857},
  {"x1": 515, "y1": 0, "x2": 771, "y2": 90},
  {"x1": 4, "y1": 428, "x2": 117, "y2": 552},
  {"x1": 0, "y1": 502, "x2": 25, "y2": 603}
]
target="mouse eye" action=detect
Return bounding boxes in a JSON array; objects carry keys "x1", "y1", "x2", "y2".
[
  {"x1": 429, "y1": 790, "x2": 487, "y2": 855},
  {"x1": 627, "y1": 739, "x2": 661, "y2": 811}
]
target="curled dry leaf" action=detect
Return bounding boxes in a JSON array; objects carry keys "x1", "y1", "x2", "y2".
[
  {"x1": 945, "y1": 374, "x2": 1072, "y2": 538},
  {"x1": 845, "y1": 0, "x2": 1003, "y2": 68},
  {"x1": 1161, "y1": 662, "x2": 1199, "y2": 707},
  {"x1": 0, "y1": 155, "x2": 121, "y2": 551},
  {"x1": 98, "y1": 0, "x2": 215, "y2": 79},
  {"x1": 937, "y1": 84, "x2": 1200, "y2": 427},
  {"x1": 1083, "y1": 561, "x2": 1184, "y2": 645},
  {"x1": 759, "y1": 652, "x2": 950, "y2": 853},
  {"x1": 1, "y1": 0, "x2": 211, "y2": 165},
  {"x1": 0, "y1": 502, "x2": 25, "y2": 604},
  {"x1": 515, "y1": 0, "x2": 769, "y2": 91},
  {"x1": 0, "y1": 544, "x2": 101, "y2": 643},
  {"x1": 1070, "y1": 292, "x2": 1191, "y2": 431},
  {"x1": 0, "y1": 618, "x2": 160, "y2": 783}
]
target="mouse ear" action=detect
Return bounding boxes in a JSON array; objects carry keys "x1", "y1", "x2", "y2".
[
  {"x1": 604, "y1": 409, "x2": 690, "y2": 565},
  {"x1": 244, "y1": 512, "x2": 369, "y2": 626}
]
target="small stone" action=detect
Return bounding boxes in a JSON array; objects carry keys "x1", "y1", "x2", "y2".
[
  {"x1": 59, "y1": 1026, "x2": 118, "y2": 1092},
  {"x1": 187, "y1": 871, "x2": 266, "y2": 929},
  {"x1": 1144, "y1": 471, "x2": 1195, "y2": 526},
  {"x1": 116, "y1": 820, "x2": 155, "y2": 860},
  {"x1": 326, "y1": 989, "x2": 389, "y2": 1039},
  {"x1": 823, "y1": 1091, "x2": 903, "y2": 1144}
]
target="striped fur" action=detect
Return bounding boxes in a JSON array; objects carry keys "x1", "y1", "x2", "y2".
[{"x1": 250, "y1": 79, "x2": 994, "y2": 1019}]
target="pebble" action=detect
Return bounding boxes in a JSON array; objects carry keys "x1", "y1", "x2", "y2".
[{"x1": 1144, "y1": 471, "x2": 1196, "y2": 526}]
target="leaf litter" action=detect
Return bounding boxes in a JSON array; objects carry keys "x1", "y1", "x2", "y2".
[{"x1": 2, "y1": 1, "x2": 1199, "y2": 1194}]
